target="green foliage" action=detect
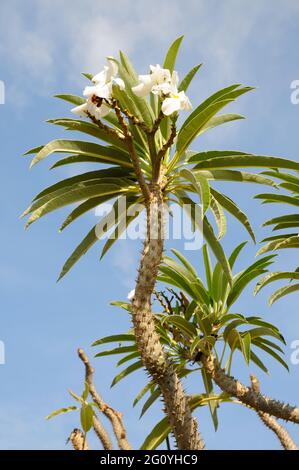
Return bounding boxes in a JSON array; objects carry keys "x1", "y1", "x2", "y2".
[
  {"x1": 23, "y1": 38, "x2": 299, "y2": 281},
  {"x1": 46, "y1": 382, "x2": 95, "y2": 440},
  {"x1": 92, "y1": 243, "x2": 286, "y2": 447},
  {"x1": 256, "y1": 170, "x2": 299, "y2": 303}
]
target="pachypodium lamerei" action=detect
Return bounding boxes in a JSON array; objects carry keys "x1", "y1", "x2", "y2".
[{"x1": 23, "y1": 37, "x2": 299, "y2": 449}]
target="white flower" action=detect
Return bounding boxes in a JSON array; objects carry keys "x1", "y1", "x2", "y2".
[
  {"x1": 72, "y1": 57, "x2": 124, "y2": 119},
  {"x1": 132, "y1": 65, "x2": 192, "y2": 115},
  {"x1": 162, "y1": 91, "x2": 192, "y2": 116},
  {"x1": 132, "y1": 74, "x2": 154, "y2": 97},
  {"x1": 92, "y1": 58, "x2": 118, "y2": 85},
  {"x1": 127, "y1": 289, "x2": 135, "y2": 301},
  {"x1": 132, "y1": 64, "x2": 171, "y2": 98}
]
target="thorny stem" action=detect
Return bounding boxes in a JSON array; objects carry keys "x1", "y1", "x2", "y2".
[
  {"x1": 203, "y1": 354, "x2": 299, "y2": 425},
  {"x1": 250, "y1": 375, "x2": 298, "y2": 450}
]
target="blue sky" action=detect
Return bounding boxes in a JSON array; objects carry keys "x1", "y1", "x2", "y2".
[{"x1": 0, "y1": 0, "x2": 299, "y2": 450}]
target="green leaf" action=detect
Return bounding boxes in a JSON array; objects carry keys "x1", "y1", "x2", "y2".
[
  {"x1": 46, "y1": 406, "x2": 77, "y2": 420},
  {"x1": 111, "y1": 361, "x2": 143, "y2": 387},
  {"x1": 80, "y1": 404, "x2": 93, "y2": 433},
  {"x1": 92, "y1": 334, "x2": 135, "y2": 347},
  {"x1": 247, "y1": 327, "x2": 284, "y2": 344},
  {"x1": 239, "y1": 332, "x2": 251, "y2": 365},
  {"x1": 227, "y1": 255, "x2": 275, "y2": 307},
  {"x1": 100, "y1": 198, "x2": 142, "y2": 259},
  {"x1": 133, "y1": 382, "x2": 154, "y2": 408},
  {"x1": 176, "y1": 99, "x2": 235, "y2": 157},
  {"x1": 117, "y1": 352, "x2": 140, "y2": 366},
  {"x1": 162, "y1": 315, "x2": 197, "y2": 338},
  {"x1": 118, "y1": 52, "x2": 154, "y2": 126},
  {"x1": 95, "y1": 346, "x2": 137, "y2": 358},
  {"x1": 176, "y1": 191, "x2": 232, "y2": 285},
  {"x1": 159, "y1": 265, "x2": 209, "y2": 304},
  {"x1": 163, "y1": 36, "x2": 184, "y2": 72},
  {"x1": 59, "y1": 195, "x2": 117, "y2": 232},
  {"x1": 178, "y1": 64, "x2": 202, "y2": 92},
  {"x1": 140, "y1": 417, "x2": 170, "y2": 450},
  {"x1": 253, "y1": 341, "x2": 288, "y2": 371},
  {"x1": 210, "y1": 194, "x2": 227, "y2": 239},
  {"x1": 250, "y1": 351, "x2": 269, "y2": 374},
  {"x1": 57, "y1": 226, "x2": 98, "y2": 281},
  {"x1": 257, "y1": 235, "x2": 299, "y2": 255},
  {"x1": 54, "y1": 94, "x2": 85, "y2": 106},
  {"x1": 25, "y1": 181, "x2": 131, "y2": 228},
  {"x1": 191, "y1": 154, "x2": 299, "y2": 172},
  {"x1": 203, "y1": 217, "x2": 232, "y2": 285},
  {"x1": 228, "y1": 241, "x2": 248, "y2": 268},
  {"x1": 199, "y1": 113, "x2": 245, "y2": 136},
  {"x1": 29, "y1": 139, "x2": 132, "y2": 168},
  {"x1": 195, "y1": 169, "x2": 277, "y2": 188},
  {"x1": 211, "y1": 188, "x2": 255, "y2": 242},
  {"x1": 181, "y1": 85, "x2": 252, "y2": 132},
  {"x1": 201, "y1": 369, "x2": 218, "y2": 430},
  {"x1": 252, "y1": 337, "x2": 284, "y2": 354},
  {"x1": 203, "y1": 245, "x2": 213, "y2": 292},
  {"x1": 47, "y1": 118, "x2": 127, "y2": 151},
  {"x1": 140, "y1": 388, "x2": 161, "y2": 417},
  {"x1": 255, "y1": 193, "x2": 299, "y2": 207},
  {"x1": 211, "y1": 262, "x2": 223, "y2": 301},
  {"x1": 180, "y1": 168, "x2": 210, "y2": 214},
  {"x1": 35, "y1": 167, "x2": 132, "y2": 201},
  {"x1": 254, "y1": 271, "x2": 299, "y2": 295},
  {"x1": 171, "y1": 248, "x2": 198, "y2": 279},
  {"x1": 190, "y1": 335, "x2": 216, "y2": 356},
  {"x1": 82, "y1": 382, "x2": 89, "y2": 401},
  {"x1": 269, "y1": 283, "x2": 299, "y2": 305}
]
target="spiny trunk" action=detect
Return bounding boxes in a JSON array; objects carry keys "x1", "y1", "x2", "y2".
[{"x1": 132, "y1": 186, "x2": 205, "y2": 450}]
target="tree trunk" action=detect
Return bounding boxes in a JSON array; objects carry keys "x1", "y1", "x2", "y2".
[{"x1": 131, "y1": 185, "x2": 205, "y2": 450}]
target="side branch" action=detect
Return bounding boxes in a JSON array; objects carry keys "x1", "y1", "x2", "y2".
[
  {"x1": 203, "y1": 355, "x2": 299, "y2": 424},
  {"x1": 69, "y1": 429, "x2": 89, "y2": 450},
  {"x1": 111, "y1": 99, "x2": 150, "y2": 202},
  {"x1": 86, "y1": 111, "x2": 125, "y2": 141},
  {"x1": 250, "y1": 375, "x2": 298, "y2": 450},
  {"x1": 78, "y1": 348, "x2": 132, "y2": 450}
]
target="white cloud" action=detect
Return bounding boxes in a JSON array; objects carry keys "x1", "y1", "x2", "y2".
[{"x1": 1, "y1": 0, "x2": 298, "y2": 100}]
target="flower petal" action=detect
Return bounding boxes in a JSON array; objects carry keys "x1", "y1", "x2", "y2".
[
  {"x1": 132, "y1": 75, "x2": 153, "y2": 97},
  {"x1": 106, "y1": 57, "x2": 118, "y2": 81},
  {"x1": 127, "y1": 289, "x2": 135, "y2": 300},
  {"x1": 94, "y1": 83, "x2": 111, "y2": 99},
  {"x1": 92, "y1": 69, "x2": 107, "y2": 86},
  {"x1": 112, "y1": 77, "x2": 125, "y2": 90},
  {"x1": 71, "y1": 103, "x2": 88, "y2": 116},
  {"x1": 95, "y1": 104, "x2": 111, "y2": 118},
  {"x1": 161, "y1": 97, "x2": 181, "y2": 116},
  {"x1": 83, "y1": 85, "x2": 97, "y2": 98}
]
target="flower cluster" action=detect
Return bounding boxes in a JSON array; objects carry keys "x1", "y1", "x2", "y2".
[
  {"x1": 72, "y1": 60, "x2": 191, "y2": 120},
  {"x1": 132, "y1": 64, "x2": 192, "y2": 116},
  {"x1": 72, "y1": 58, "x2": 125, "y2": 119}
]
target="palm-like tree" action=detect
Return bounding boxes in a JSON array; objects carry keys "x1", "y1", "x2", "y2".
[
  {"x1": 255, "y1": 170, "x2": 299, "y2": 303},
  {"x1": 93, "y1": 244, "x2": 287, "y2": 448},
  {"x1": 23, "y1": 37, "x2": 298, "y2": 449}
]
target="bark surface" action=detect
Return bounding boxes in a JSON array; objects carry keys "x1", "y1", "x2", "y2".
[{"x1": 132, "y1": 187, "x2": 205, "y2": 450}]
